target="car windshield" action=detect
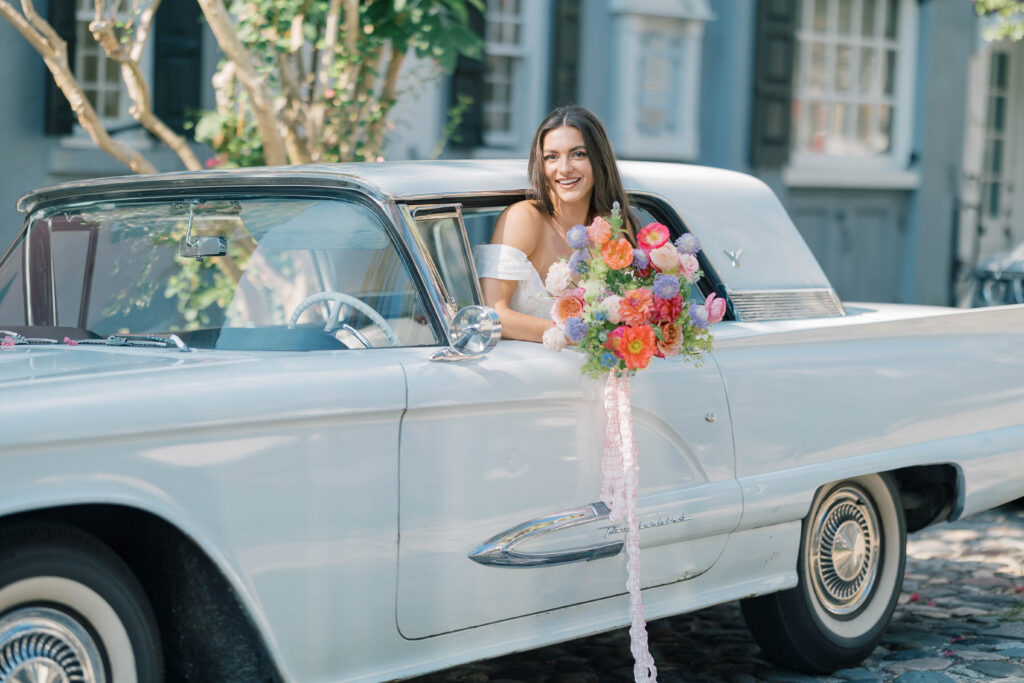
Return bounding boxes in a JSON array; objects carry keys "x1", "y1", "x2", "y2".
[{"x1": 0, "y1": 195, "x2": 440, "y2": 350}]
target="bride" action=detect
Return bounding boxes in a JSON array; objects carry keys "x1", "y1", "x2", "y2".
[{"x1": 474, "y1": 106, "x2": 636, "y2": 342}]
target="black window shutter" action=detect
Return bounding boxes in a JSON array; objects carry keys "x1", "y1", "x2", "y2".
[
  {"x1": 750, "y1": 0, "x2": 797, "y2": 168},
  {"x1": 45, "y1": 0, "x2": 76, "y2": 136},
  {"x1": 448, "y1": 5, "x2": 485, "y2": 149},
  {"x1": 550, "y1": 0, "x2": 580, "y2": 108},
  {"x1": 153, "y1": 1, "x2": 203, "y2": 134}
]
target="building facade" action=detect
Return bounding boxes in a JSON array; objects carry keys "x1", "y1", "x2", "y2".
[{"x1": 2, "y1": 0, "x2": 1021, "y2": 307}]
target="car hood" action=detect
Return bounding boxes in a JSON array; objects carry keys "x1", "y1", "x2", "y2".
[{"x1": 0, "y1": 345, "x2": 253, "y2": 387}]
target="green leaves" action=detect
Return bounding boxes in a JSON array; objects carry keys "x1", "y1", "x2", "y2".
[
  {"x1": 195, "y1": 0, "x2": 483, "y2": 166},
  {"x1": 974, "y1": 0, "x2": 1024, "y2": 41}
]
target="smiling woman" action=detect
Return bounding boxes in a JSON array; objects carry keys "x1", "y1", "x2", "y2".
[{"x1": 474, "y1": 105, "x2": 635, "y2": 342}]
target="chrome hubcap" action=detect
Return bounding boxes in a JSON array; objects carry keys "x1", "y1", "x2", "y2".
[
  {"x1": 807, "y1": 484, "x2": 881, "y2": 615},
  {"x1": 0, "y1": 608, "x2": 105, "y2": 683}
]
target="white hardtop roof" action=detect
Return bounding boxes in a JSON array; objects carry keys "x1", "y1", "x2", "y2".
[
  {"x1": 19, "y1": 159, "x2": 761, "y2": 209},
  {"x1": 17, "y1": 159, "x2": 831, "y2": 293}
]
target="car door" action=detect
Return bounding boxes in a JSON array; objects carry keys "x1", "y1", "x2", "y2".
[{"x1": 395, "y1": 201, "x2": 740, "y2": 639}]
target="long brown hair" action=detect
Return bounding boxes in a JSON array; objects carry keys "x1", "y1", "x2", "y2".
[{"x1": 527, "y1": 105, "x2": 635, "y2": 235}]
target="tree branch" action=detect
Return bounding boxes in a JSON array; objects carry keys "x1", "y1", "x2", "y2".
[
  {"x1": 309, "y1": 0, "x2": 343, "y2": 158},
  {"x1": 89, "y1": 2, "x2": 202, "y2": 171},
  {"x1": 1, "y1": 0, "x2": 157, "y2": 173},
  {"x1": 364, "y1": 47, "x2": 406, "y2": 161},
  {"x1": 276, "y1": 52, "x2": 311, "y2": 164},
  {"x1": 196, "y1": 0, "x2": 288, "y2": 165}
]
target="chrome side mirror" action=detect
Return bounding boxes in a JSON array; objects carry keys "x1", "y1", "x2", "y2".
[{"x1": 430, "y1": 306, "x2": 501, "y2": 362}]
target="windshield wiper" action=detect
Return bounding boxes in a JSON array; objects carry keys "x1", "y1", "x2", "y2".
[
  {"x1": 78, "y1": 334, "x2": 190, "y2": 352},
  {"x1": 0, "y1": 330, "x2": 60, "y2": 345}
]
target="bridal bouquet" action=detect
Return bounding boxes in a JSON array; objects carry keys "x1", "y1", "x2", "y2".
[
  {"x1": 542, "y1": 203, "x2": 724, "y2": 376},
  {"x1": 542, "y1": 203, "x2": 726, "y2": 681}
]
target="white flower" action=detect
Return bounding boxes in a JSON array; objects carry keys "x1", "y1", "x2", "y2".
[
  {"x1": 545, "y1": 261, "x2": 573, "y2": 296},
  {"x1": 649, "y1": 243, "x2": 679, "y2": 273},
  {"x1": 542, "y1": 325, "x2": 568, "y2": 351},
  {"x1": 600, "y1": 294, "x2": 623, "y2": 324}
]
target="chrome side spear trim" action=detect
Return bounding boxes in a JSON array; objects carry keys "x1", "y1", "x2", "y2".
[{"x1": 468, "y1": 502, "x2": 623, "y2": 567}]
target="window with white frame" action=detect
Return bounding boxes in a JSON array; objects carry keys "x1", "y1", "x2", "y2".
[
  {"x1": 483, "y1": 0, "x2": 526, "y2": 147},
  {"x1": 790, "y1": 0, "x2": 916, "y2": 165},
  {"x1": 981, "y1": 50, "x2": 1013, "y2": 218},
  {"x1": 74, "y1": 0, "x2": 132, "y2": 128},
  {"x1": 607, "y1": 0, "x2": 709, "y2": 161}
]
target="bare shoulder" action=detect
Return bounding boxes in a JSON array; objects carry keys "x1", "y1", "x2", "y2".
[{"x1": 490, "y1": 200, "x2": 546, "y2": 256}]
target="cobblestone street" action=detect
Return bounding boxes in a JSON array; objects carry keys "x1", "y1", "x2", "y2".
[{"x1": 411, "y1": 502, "x2": 1024, "y2": 683}]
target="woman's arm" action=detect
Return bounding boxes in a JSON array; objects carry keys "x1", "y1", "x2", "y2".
[
  {"x1": 480, "y1": 277, "x2": 553, "y2": 342},
  {"x1": 480, "y1": 202, "x2": 555, "y2": 343}
]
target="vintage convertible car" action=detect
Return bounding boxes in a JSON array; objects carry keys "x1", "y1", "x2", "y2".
[{"x1": 0, "y1": 160, "x2": 1021, "y2": 683}]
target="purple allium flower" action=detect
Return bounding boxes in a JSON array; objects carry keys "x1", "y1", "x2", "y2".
[
  {"x1": 688, "y1": 302, "x2": 709, "y2": 330},
  {"x1": 601, "y1": 351, "x2": 618, "y2": 368},
  {"x1": 568, "y1": 249, "x2": 589, "y2": 275},
  {"x1": 675, "y1": 233, "x2": 701, "y2": 254},
  {"x1": 567, "y1": 224, "x2": 590, "y2": 250},
  {"x1": 652, "y1": 273, "x2": 680, "y2": 299},
  {"x1": 632, "y1": 248, "x2": 649, "y2": 270},
  {"x1": 564, "y1": 317, "x2": 589, "y2": 343}
]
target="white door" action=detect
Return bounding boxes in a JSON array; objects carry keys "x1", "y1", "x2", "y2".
[{"x1": 395, "y1": 343, "x2": 739, "y2": 638}]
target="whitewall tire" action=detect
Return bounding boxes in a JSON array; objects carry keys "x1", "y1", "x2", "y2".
[
  {"x1": 740, "y1": 473, "x2": 906, "y2": 673},
  {"x1": 0, "y1": 522, "x2": 163, "y2": 683}
]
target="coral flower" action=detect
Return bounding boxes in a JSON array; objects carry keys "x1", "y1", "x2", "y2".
[
  {"x1": 636, "y1": 222, "x2": 670, "y2": 252},
  {"x1": 605, "y1": 325, "x2": 657, "y2": 370},
  {"x1": 655, "y1": 321, "x2": 683, "y2": 358},
  {"x1": 601, "y1": 238, "x2": 634, "y2": 270},
  {"x1": 552, "y1": 288, "x2": 586, "y2": 324},
  {"x1": 652, "y1": 294, "x2": 683, "y2": 324},
  {"x1": 619, "y1": 287, "x2": 654, "y2": 326},
  {"x1": 587, "y1": 216, "x2": 612, "y2": 246}
]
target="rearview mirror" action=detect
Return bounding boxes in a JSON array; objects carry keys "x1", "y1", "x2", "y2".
[
  {"x1": 179, "y1": 235, "x2": 227, "y2": 260},
  {"x1": 430, "y1": 306, "x2": 501, "y2": 362}
]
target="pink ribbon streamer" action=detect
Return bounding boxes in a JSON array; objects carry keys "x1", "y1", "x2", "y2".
[{"x1": 602, "y1": 371, "x2": 658, "y2": 682}]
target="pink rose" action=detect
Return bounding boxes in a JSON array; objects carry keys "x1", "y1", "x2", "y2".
[
  {"x1": 649, "y1": 244, "x2": 679, "y2": 273},
  {"x1": 587, "y1": 216, "x2": 612, "y2": 246},
  {"x1": 679, "y1": 253, "x2": 700, "y2": 282},
  {"x1": 705, "y1": 292, "x2": 726, "y2": 324}
]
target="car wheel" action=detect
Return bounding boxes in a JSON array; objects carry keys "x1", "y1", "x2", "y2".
[
  {"x1": 740, "y1": 473, "x2": 906, "y2": 673},
  {"x1": 0, "y1": 522, "x2": 163, "y2": 683}
]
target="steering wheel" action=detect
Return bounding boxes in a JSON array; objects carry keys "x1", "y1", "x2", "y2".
[{"x1": 288, "y1": 291, "x2": 402, "y2": 347}]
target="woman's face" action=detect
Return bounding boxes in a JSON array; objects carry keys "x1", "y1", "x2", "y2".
[{"x1": 541, "y1": 125, "x2": 594, "y2": 208}]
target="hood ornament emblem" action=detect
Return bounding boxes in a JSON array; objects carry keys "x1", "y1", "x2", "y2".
[{"x1": 724, "y1": 248, "x2": 743, "y2": 267}]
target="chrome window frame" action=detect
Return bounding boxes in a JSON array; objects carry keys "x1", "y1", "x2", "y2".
[{"x1": 403, "y1": 203, "x2": 485, "y2": 325}]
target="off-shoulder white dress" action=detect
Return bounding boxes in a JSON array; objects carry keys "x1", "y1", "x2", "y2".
[{"x1": 473, "y1": 244, "x2": 553, "y2": 318}]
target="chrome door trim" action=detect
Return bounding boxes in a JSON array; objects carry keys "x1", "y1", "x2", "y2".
[{"x1": 468, "y1": 502, "x2": 623, "y2": 567}]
